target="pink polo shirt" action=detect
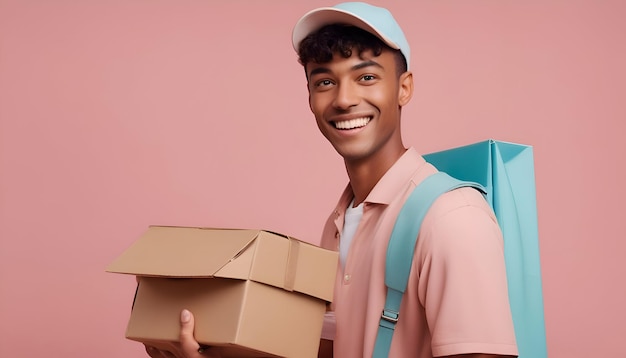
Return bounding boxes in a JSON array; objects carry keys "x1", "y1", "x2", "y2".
[{"x1": 320, "y1": 148, "x2": 518, "y2": 357}]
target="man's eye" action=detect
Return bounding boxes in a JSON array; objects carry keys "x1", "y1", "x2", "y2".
[
  {"x1": 316, "y1": 79, "x2": 333, "y2": 87},
  {"x1": 361, "y1": 75, "x2": 376, "y2": 81}
]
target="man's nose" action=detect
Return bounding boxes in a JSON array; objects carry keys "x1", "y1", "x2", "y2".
[{"x1": 332, "y1": 82, "x2": 359, "y2": 110}]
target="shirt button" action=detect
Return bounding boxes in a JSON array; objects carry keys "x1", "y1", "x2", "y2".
[
  {"x1": 344, "y1": 274, "x2": 351, "y2": 283},
  {"x1": 334, "y1": 211, "x2": 340, "y2": 218}
]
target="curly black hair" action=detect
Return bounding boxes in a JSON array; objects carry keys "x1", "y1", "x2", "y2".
[{"x1": 297, "y1": 24, "x2": 407, "y2": 77}]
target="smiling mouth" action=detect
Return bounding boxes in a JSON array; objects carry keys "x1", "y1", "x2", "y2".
[{"x1": 333, "y1": 117, "x2": 372, "y2": 130}]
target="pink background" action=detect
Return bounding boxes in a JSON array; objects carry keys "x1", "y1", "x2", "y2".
[{"x1": 1, "y1": 0, "x2": 624, "y2": 356}]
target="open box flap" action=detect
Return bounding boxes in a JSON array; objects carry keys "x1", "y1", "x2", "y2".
[{"x1": 106, "y1": 226, "x2": 260, "y2": 277}]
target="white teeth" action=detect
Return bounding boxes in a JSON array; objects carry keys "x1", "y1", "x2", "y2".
[{"x1": 334, "y1": 117, "x2": 371, "y2": 129}]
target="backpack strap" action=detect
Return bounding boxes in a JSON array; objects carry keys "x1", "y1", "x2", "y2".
[{"x1": 372, "y1": 172, "x2": 485, "y2": 357}]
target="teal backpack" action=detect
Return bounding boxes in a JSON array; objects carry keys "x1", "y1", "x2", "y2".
[{"x1": 372, "y1": 140, "x2": 547, "y2": 358}]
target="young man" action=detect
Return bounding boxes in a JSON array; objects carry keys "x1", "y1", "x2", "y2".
[
  {"x1": 293, "y1": 3, "x2": 517, "y2": 357},
  {"x1": 146, "y1": 2, "x2": 518, "y2": 358}
]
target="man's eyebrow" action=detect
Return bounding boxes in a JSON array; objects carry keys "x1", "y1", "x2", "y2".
[
  {"x1": 352, "y1": 60, "x2": 383, "y2": 71},
  {"x1": 308, "y1": 67, "x2": 331, "y2": 77}
]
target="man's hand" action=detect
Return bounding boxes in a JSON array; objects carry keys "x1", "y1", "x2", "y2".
[{"x1": 145, "y1": 309, "x2": 221, "y2": 358}]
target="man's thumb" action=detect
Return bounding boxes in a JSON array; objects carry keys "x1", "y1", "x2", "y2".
[{"x1": 180, "y1": 309, "x2": 194, "y2": 331}]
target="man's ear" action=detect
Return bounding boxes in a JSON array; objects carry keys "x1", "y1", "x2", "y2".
[{"x1": 398, "y1": 71, "x2": 414, "y2": 107}]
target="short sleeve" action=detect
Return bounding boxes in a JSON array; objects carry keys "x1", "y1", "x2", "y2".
[{"x1": 416, "y1": 187, "x2": 518, "y2": 357}]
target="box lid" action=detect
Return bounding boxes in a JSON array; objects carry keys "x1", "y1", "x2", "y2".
[{"x1": 106, "y1": 226, "x2": 337, "y2": 301}]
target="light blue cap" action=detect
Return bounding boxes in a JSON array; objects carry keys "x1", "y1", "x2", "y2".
[{"x1": 292, "y1": 2, "x2": 410, "y2": 69}]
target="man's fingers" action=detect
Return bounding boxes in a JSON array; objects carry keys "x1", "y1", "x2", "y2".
[
  {"x1": 179, "y1": 309, "x2": 202, "y2": 354},
  {"x1": 145, "y1": 345, "x2": 158, "y2": 358},
  {"x1": 145, "y1": 310, "x2": 218, "y2": 358},
  {"x1": 145, "y1": 345, "x2": 168, "y2": 358}
]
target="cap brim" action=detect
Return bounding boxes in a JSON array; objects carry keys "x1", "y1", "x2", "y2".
[{"x1": 292, "y1": 7, "x2": 400, "y2": 52}]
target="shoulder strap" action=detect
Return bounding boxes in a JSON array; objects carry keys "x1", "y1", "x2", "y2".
[{"x1": 372, "y1": 172, "x2": 484, "y2": 357}]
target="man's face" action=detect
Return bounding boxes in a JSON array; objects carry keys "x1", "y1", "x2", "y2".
[{"x1": 306, "y1": 48, "x2": 411, "y2": 164}]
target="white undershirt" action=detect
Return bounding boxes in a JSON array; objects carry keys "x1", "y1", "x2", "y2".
[
  {"x1": 339, "y1": 199, "x2": 364, "y2": 271},
  {"x1": 322, "y1": 199, "x2": 364, "y2": 341}
]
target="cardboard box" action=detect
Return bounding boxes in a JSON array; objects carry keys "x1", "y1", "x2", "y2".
[{"x1": 107, "y1": 226, "x2": 338, "y2": 358}]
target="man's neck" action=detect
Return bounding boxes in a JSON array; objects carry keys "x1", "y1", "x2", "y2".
[{"x1": 345, "y1": 146, "x2": 407, "y2": 206}]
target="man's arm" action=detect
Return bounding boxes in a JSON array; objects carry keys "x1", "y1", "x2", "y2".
[{"x1": 316, "y1": 347, "x2": 516, "y2": 358}]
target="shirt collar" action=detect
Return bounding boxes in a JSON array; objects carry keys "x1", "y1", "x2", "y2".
[{"x1": 335, "y1": 147, "x2": 427, "y2": 209}]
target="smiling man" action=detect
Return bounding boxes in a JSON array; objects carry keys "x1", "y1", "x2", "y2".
[
  {"x1": 146, "y1": 3, "x2": 518, "y2": 358},
  {"x1": 299, "y1": 23, "x2": 410, "y2": 207},
  {"x1": 292, "y1": 2, "x2": 519, "y2": 358}
]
